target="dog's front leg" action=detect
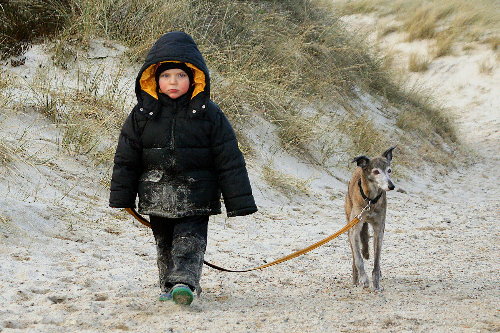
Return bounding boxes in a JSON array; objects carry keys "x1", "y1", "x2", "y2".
[
  {"x1": 372, "y1": 222, "x2": 385, "y2": 291},
  {"x1": 348, "y1": 224, "x2": 369, "y2": 288},
  {"x1": 348, "y1": 232, "x2": 358, "y2": 285}
]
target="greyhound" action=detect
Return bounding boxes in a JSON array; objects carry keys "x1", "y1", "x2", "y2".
[{"x1": 344, "y1": 147, "x2": 395, "y2": 291}]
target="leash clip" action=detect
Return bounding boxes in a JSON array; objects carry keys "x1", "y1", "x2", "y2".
[{"x1": 356, "y1": 202, "x2": 371, "y2": 221}]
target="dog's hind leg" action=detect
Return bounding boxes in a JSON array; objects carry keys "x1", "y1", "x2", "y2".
[
  {"x1": 350, "y1": 248, "x2": 358, "y2": 285},
  {"x1": 360, "y1": 222, "x2": 369, "y2": 260},
  {"x1": 348, "y1": 225, "x2": 369, "y2": 288},
  {"x1": 372, "y1": 222, "x2": 385, "y2": 291}
]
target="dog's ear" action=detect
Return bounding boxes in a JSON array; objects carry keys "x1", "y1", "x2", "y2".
[
  {"x1": 352, "y1": 156, "x2": 370, "y2": 168},
  {"x1": 382, "y1": 146, "x2": 396, "y2": 162}
]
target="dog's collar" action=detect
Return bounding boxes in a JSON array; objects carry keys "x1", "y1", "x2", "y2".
[{"x1": 358, "y1": 179, "x2": 383, "y2": 204}]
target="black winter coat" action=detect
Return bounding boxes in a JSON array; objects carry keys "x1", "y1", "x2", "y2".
[{"x1": 109, "y1": 31, "x2": 257, "y2": 218}]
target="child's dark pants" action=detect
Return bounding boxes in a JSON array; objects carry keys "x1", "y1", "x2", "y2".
[{"x1": 149, "y1": 215, "x2": 208, "y2": 294}]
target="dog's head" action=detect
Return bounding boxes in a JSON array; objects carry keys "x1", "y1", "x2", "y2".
[{"x1": 352, "y1": 146, "x2": 396, "y2": 191}]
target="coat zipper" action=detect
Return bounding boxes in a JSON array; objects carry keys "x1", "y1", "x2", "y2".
[{"x1": 170, "y1": 115, "x2": 176, "y2": 149}]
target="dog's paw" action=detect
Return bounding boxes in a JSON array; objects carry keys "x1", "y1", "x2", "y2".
[
  {"x1": 373, "y1": 285, "x2": 384, "y2": 292},
  {"x1": 359, "y1": 276, "x2": 369, "y2": 288}
]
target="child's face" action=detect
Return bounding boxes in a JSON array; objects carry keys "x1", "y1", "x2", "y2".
[{"x1": 158, "y1": 68, "x2": 191, "y2": 99}]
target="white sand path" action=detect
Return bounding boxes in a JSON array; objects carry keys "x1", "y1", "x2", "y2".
[{"x1": 0, "y1": 33, "x2": 499, "y2": 332}]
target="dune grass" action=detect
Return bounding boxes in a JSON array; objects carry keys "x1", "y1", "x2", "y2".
[
  {"x1": 0, "y1": 139, "x2": 15, "y2": 166},
  {"x1": 25, "y1": 65, "x2": 129, "y2": 165},
  {"x1": 262, "y1": 163, "x2": 311, "y2": 198},
  {"x1": 433, "y1": 33, "x2": 455, "y2": 58},
  {"x1": 0, "y1": 0, "x2": 74, "y2": 59},
  {"x1": 1, "y1": 0, "x2": 459, "y2": 179},
  {"x1": 403, "y1": 5, "x2": 439, "y2": 42},
  {"x1": 0, "y1": 213, "x2": 15, "y2": 236},
  {"x1": 335, "y1": 0, "x2": 499, "y2": 44},
  {"x1": 478, "y1": 58, "x2": 495, "y2": 75},
  {"x1": 408, "y1": 53, "x2": 430, "y2": 72},
  {"x1": 337, "y1": 114, "x2": 389, "y2": 156}
]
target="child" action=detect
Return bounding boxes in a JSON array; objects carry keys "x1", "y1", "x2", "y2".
[{"x1": 109, "y1": 31, "x2": 258, "y2": 305}]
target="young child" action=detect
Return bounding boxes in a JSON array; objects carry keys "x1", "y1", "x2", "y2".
[{"x1": 109, "y1": 31, "x2": 258, "y2": 305}]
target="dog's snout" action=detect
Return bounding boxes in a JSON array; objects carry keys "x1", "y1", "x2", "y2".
[{"x1": 388, "y1": 181, "x2": 395, "y2": 191}]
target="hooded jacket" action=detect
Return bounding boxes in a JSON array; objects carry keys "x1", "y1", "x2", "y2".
[{"x1": 109, "y1": 31, "x2": 257, "y2": 218}]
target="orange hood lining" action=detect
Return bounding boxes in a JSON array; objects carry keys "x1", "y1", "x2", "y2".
[{"x1": 139, "y1": 61, "x2": 206, "y2": 100}]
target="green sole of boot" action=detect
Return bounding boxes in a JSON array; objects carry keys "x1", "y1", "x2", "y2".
[{"x1": 172, "y1": 287, "x2": 194, "y2": 305}]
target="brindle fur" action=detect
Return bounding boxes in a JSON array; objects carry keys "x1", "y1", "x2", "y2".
[{"x1": 344, "y1": 147, "x2": 395, "y2": 291}]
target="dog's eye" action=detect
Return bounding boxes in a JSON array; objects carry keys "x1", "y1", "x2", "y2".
[
  {"x1": 373, "y1": 170, "x2": 380, "y2": 175},
  {"x1": 387, "y1": 169, "x2": 392, "y2": 173}
]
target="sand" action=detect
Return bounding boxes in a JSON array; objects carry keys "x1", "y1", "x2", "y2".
[{"x1": 0, "y1": 24, "x2": 498, "y2": 333}]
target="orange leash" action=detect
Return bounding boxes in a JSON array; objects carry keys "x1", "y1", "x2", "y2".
[
  {"x1": 124, "y1": 207, "x2": 365, "y2": 273},
  {"x1": 125, "y1": 208, "x2": 152, "y2": 228}
]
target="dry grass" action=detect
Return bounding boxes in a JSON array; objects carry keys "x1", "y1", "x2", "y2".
[
  {"x1": 26, "y1": 65, "x2": 128, "y2": 165},
  {"x1": 0, "y1": 213, "x2": 15, "y2": 236},
  {"x1": 0, "y1": 139, "x2": 15, "y2": 166},
  {"x1": 483, "y1": 36, "x2": 499, "y2": 51},
  {"x1": 403, "y1": 6, "x2": 438, "y2": 42},
  {"x1": 335, "y1": 0, "x2": 378, "y2": 15},
  {"x1": 462, "y1": 44, "x2": 476, "y2": 52},
  {"x1": 335, "y1": 0, "x2": 499, "y2": 44},
  {"x1": 0, "y1": 138, "x2": 26, "y2": 176},
  {"x1": 262, "y1": 163, "x2": 311, "y2": 198},
  {"x1": 276, "y1": 113, "x2": 320, "y2": 154},
  {"x1": 0, "y1": 70, "x2": 13, "y2": 109},
  {"x1": 0, "y1": 70, "x2": 9, "y2": 90},
  {"x1": 337, "y1": 114, "x2": 390, "y2": 157},
  {"x1": 56, "y1": 0, "x2": 423, "y2": 162},
  {"x1": 2, "y1": 0, "x2": 461, "y2": 170},
  {"x1": 478, "y1": 58, "x2": 495, "y2": 75},
  {"x1": 50, "y1": 37, "x2": 80, "y2": 69},
  {"x1": 396, "y1": 103, "x2": 454, "y2": 142},
  {"x1": 378, "y1": 24, "x2": 400, "y2": 39},
  {"x1": 0, "y1": 0, "x2": 75, "y2": 59},
  {"x1": 433, "y1": 32, "x2": 455, "y2": 58},
  {"x1": 408, "y1": 53, "x2": 430, "y2": 72}
]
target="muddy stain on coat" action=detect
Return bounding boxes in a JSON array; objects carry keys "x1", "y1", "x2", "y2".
[{"x1": 138, "y1": 168, "x2": 202, "y2": 218}]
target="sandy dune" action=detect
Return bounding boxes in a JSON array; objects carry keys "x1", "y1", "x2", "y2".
[{"x1": 1, "y1": 19, "x2": 499, "y2": 333}]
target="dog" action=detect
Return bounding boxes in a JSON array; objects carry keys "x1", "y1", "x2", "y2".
[{"x1": 344, "y1": 147, "x2": 395, "y2": 291}]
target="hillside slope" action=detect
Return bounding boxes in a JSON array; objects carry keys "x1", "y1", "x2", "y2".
[
  {"x1": 1, "y1": 39, "x2": 498, "y2": 333},
  {"x1": 335, "y1": 6, "x2": 499, "y2": 157},
  {"x1": 1, "y1": 1, "x2": 498, "y2": 331}
]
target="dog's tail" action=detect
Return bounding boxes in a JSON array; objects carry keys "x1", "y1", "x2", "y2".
[{"x1": 361, "y1": 222, "x2": 369, "y2": 259}]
